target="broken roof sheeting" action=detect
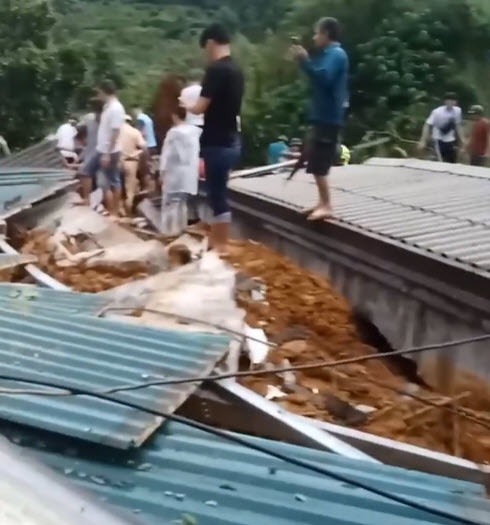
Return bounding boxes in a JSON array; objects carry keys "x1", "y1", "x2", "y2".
[
  {"x1": 0, "y1": 308, "x2": 228, "y2": 449},
  {"x1": 0, "y1": 167, "x2": 75, "y2": 220},
  {"x1": 0, "y1": 283, "x2": 109, "y2": 315},
  {"x1": 0, "y1": 140, "x2": 66, "y2": 170},
  {"x1": 229, "y1": 160, "x2": 490, "y2": 273},
  {"x1": 8, "y1": 421, "x2": 490, "y2": 525}
]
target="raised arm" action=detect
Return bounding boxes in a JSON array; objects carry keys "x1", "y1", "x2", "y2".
[{"x1": 299, "y1": 50, "x2": 345, "y2": 88}]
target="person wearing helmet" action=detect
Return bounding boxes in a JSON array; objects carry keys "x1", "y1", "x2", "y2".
[{"x1": 337, "y1": 144, "x2": 350, "y2": 166}]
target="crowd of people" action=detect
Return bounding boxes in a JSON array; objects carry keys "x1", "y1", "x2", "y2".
[
  {"x1": 418, "y1": 93, "x2": 490, "y2": 167},
  {"x1": 19, "y1": 16, "x2": 490, "y2": 255},
  {"x1": 53, "y1": 24, "x2": 243, "y2": 254}
]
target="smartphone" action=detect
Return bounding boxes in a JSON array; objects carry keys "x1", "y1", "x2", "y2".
[{"x1": 290, "y1": 36, "x2": 300, "y2": 45}]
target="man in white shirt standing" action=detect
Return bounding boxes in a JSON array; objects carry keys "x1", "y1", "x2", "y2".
[
  {"x1": 56, "y1": 117, "x2": 78, "y2": 165},
  {"x1": 418, "y1": 93, "x2": 464, "y2": 163},
  {"x1": 84, "y1": 80, "x2": 125, "y2": 216}
]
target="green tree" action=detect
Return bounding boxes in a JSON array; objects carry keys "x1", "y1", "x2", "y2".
[{"x1": 0, "y1": 0, "x2": 57, "y2": 147}]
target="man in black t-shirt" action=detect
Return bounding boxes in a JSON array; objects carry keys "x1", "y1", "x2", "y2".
[{"x1": 184, "y1": 24, "x2": 244, "y2": 255}]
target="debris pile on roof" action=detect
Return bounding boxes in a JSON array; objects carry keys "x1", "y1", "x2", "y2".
[
  {"x1": 228, "y1": 240, "x2": 490, "y2": 463},
  {"x1": 16, "y1": 228, "x2": 155, "y2": 292}
]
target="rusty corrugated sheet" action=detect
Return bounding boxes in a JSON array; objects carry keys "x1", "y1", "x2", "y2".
[{"x1": 0, "y1": 308, "x2": 228, "y2": 449}]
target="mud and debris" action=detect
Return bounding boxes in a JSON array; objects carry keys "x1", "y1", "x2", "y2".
[
  {"x1": 227, "y1": 240, "x2": 490, "y2": 464},
  {"x1": 15, "y1": 229, "x2": 151, "y2": 292},
  {"x1": 3, "y1": 212, "x2": 489, "y2": 463}
]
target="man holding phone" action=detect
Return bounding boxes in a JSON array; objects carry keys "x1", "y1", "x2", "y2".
[{"x1": 291, "y1": 17, "x2": 349, "y2": 220}]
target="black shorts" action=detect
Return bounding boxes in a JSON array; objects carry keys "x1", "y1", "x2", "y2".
[{"x1": 306, "y1": 123, "x2": 340, "y2": 177}]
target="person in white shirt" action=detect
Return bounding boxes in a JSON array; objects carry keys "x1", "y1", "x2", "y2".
[
  {"x1": 180, "y1": 72, "x2": 204, "y2": 128},
  {"x1": 56, "y1": 118, "x2": 78, "y2": 165},
  {"x1": 159, "y1": 106, "x2": 202, "y2": 235},
  {"x1": 83, "y1": 80, "x2": 125, "y2": 216},
  {"x1": 0, "y1": 135, "x2": 10, "y2": 157},
  {"x1": 418, "y1": 93, "x2": 464, "y2": 163}
]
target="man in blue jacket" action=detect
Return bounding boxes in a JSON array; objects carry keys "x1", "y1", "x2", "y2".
[{"x1": 291, "y1": 17, "x2": 349, "y2": 220}]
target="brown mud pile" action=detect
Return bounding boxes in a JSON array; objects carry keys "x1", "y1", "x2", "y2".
[
  {"x1": 17, "y1": 230, "x2": 149, "y2": 292},
  {"x1": 228, "y1": 240, "x2": 490, "y2": 463}
]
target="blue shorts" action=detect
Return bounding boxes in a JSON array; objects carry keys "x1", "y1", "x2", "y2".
[{"x1": 81, "y1": 152, "x2": 122, "y2": 190}]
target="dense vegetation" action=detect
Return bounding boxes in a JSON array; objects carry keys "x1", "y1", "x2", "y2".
[{"x1": 2, "y1": 0, "x2": 490, "y2": 164}]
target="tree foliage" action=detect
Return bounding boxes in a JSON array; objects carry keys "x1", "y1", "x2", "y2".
[
  {"x1": 2, "y1": 0, "x2": 490, "y2": 160},
  {"x1": 0, "y1": 0, "x2": 122, "y2": 149}
]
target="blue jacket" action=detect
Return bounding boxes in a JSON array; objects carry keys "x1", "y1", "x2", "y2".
[{"x1": 300, "y1": 43, "x2": 349, "y2": 126}]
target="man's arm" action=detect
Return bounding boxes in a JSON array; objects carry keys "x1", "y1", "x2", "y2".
[
  {"x1": 418, "y1": 123, "x2": 431, "y2": 149},
  {"x1": 418, "y1": 111, "x2": 435, "y2": 150},
  {"x1": 0, "y1": 137, "x2": 10, "y2": 156},
  {"x1": 293, "y1": 46, "x2": 344, "y2": 88},
  {"x1": 185, "y1": 65, "x2": 217, "y2": 115},
  {"x1": 455, "y1": 110, "x2": 465, "y2": 146}
]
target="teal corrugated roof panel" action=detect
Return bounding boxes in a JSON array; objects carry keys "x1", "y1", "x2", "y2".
[
  {"x1": 0, "y1": 308, "x2": 228, "y2": 449},
  {"x1": 0, "y1": 283, "x2": 109, "y2": 315},
  {"x1": 0, "y1": 167, "x2": 74, "y2": 220},
  {"x1": 6, "y1": 421, "x2": 490, "y2": 525}
]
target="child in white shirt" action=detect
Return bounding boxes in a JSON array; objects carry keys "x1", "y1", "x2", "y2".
[{"x1": 159, "y1": 107, "x2": 202, "y2": 235}]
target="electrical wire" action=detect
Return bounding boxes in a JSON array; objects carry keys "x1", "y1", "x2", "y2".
[
  {"x1": 0, "y1": 373, "x2": 482, "y2": 525},
  {"x1": 3, "y1": 332, "x2": 490, "y2": 395},
  {"x1": 0, "y1": 320, "x2": 489, "y2": 429}
]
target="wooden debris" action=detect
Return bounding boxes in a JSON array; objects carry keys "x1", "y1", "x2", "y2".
[
  {"x1": 0, "y1": 254, "x2": 38, "y2": 271},
  {"x1": 404, "y1": 392, "x2": 471, "y2": 426}
]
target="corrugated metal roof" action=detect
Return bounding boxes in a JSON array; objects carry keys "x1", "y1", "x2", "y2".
[
  {"x1": 0, "y1": 308, "x2": 228, "y2": 449},
  {"x1": 0, "y1": 283, "x2": 109, "y2": 315},
  {"x1": 229, "y1": 160, "x2": 490, "y2": 273},
  {"x1": 4, "y1": 421, "x2": 489, "y2": 525},
  {"x1": 0, "y1": 139, "x2": 66, "y2": 170},
  {"x1": 0, "y1": 165, "x2": 75, "y2": 220}
]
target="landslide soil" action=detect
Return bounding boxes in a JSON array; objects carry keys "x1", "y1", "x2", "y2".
[
  {"x1": 16, "y1": 229, "x2": 149, "y2": 292},
  {"x1": 228, "y1": 240, "x2": 490, "y2": 464}
]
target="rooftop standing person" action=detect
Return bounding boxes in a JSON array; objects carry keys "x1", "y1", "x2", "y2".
[
  {"x1": 466, "y1": 105, "x2": 489, "y2": 167},
  {"x1": 84, "y1": 80, "x2": 125, "y2": 217},
  {"x1": 120, "y1": 114, "x2": 146, "y2": 213},
  {"x1": 183, "y1": 24, "x2": 244, "y2": 255},
  {"x1": 268, "y1": 135, "x2": 288, "y2": 165},
  {"x1": 78, "y1": 98, "x2": 104, "y2": 205},
  {"x1": 159, "y1": 106, "x2": 202, "y2": 235},
  {"x1": 291, "y1": 17, "x2": 349, "y2": 220},
  {"x1": 133, "y1": 106, "x2": 157, "y2": 155},
  {"x1": 56, "y1": 116, "x2": 78, "y2": 166},
  {"x1": 418, "y1": 93, "x2": 464, "y2": 164}
]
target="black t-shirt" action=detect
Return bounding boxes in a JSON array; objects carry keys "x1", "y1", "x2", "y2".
[{"x1": 201, "y1": 56, "x2": 244, "y2": 147}]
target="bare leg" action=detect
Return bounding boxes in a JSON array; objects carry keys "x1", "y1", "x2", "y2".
[
  {"x1": 308, "y1": 175, "x2": 333, "y2": 220},
  {"x1": 104, "y1": 189, "x2": 114, "y2": 216},
  {"x1": 124, "y1": 161, "x2": 138, "y2": 213},
  {"x1": 79, "y1": 176, "x2": 92, "y2": 205},
  {"x1": 210, "y1": 222, "x2": 230, "y2": 256},
  {"x1": 113, "y1": 187, "x2": 122, "y2": 217}
]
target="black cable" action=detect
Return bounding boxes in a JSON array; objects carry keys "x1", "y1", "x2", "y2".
[
  {"x1": 0, "y1": 373, "x2": 481, "y2": 525},
  {"x1": 99, "y1": 330, "x2": 490, "y2": 395}
]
